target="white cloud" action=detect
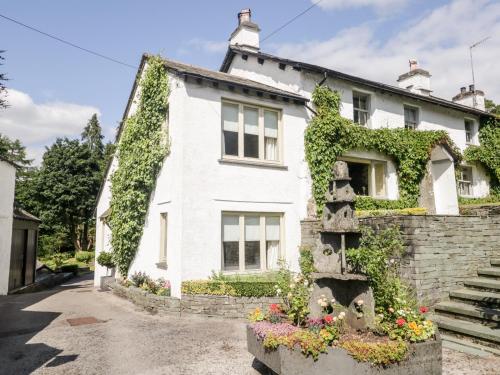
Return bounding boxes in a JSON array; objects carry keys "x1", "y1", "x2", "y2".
[
  {"x1": 0, "y1": 88, "x2": 100, "y2": 164},
  {"x1": 179, "y1": 38, "x2": 228, "y2": 55},
  {"x1": 314, "y1": 0, "x2": 408, "y2": 11},
  {"x1": 278, "y1": 0, "x2": 500, "y2": 103}
]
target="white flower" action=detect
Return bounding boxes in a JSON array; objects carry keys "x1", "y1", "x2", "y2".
[
  {"x1": 317, "y1": 299, "x2": 323, "y2": 306},
  {"x1": 293, "y1": 275, "x2": 301, "y2": 283},
  {"x1": 331, "y1": 298, "x2": 336, "y2": 304},
  {"x1": 390, "y1": 259, "x2": 395, "y2": 264},
  {"x1": 332, "y1": 316, "x2": 337, "y2": 322},
  {"x1": 356, "y1": 300, "x2": 364, "y2": 306},
  {"x1": 287, "y1": 292, "x2": 293, "y2": 299},
  {"x1": 320, "y1": 301, "x2": 328, "y2": 307},
  {"x1": 338, "y1": 312, "x2": 345, "y2": 320},
  {"x1": 304, "y1": 280, "x2": 309, "y2": 287},
  {"x1": 308, "y1": 286, "x2": 314, "y2": 292},
  {"x1": 276, "y1": 288, "x2": 282, "y2": 294},
  {"x1": 290, "y1": 283, "x2": 295, "y2": 289}
]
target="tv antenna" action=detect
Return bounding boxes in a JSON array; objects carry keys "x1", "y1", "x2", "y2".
[{"x1": 469, "y1": 36, "x2": 490, "y2": 108}]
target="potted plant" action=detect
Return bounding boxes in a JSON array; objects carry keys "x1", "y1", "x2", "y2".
[{"x1": 97, "y1": 251, "x2": 116, "y2": 289}]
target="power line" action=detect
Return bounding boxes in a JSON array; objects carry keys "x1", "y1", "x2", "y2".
[
  {"x1": 261, "y1": 0, "x2": 324, "y2": 43},
  {"x1": 0, "y1": 13, "x2": 137, "y2": 69}
]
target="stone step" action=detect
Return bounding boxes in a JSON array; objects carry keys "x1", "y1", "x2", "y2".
[
  {"x1": 491, "y1": 259, "x2": 500, "y2": 267},
  {"x1": 434, "y1": 301, "x2": 500, "y2": 324},
  {"x1": 433, "y1": 315, "x2": 500, "y2": 347},
  {"x1": 441, "y1": 334, "x2": 500, "y2": 357},
  {"x1": 478, "y1": 268, "x2": 500, "y2": 279},
  {"x1": 465, "y1": 278, "x2": 500, "y2": 292},
  {"x1": 450, "y1": 289, "x2": 500, "y2": 307}
]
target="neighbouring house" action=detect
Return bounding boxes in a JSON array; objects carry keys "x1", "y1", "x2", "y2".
[
  {"x1": 94, "y1": 9, "x2": 496, "y2": 296},
  {"x1": 0, "y1": 157, "x2": 40, "y2": 295}
]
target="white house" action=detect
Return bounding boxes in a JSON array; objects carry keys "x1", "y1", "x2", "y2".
[
  {"x1": 0, "y1": 157, "x2": 16, "y2": 295},
  {"x1": 94, "y1": 9, "x2": 494, "y2": 296}
]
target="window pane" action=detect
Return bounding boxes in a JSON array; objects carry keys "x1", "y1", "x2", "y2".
[
  {"x1": 266, "y1": 217, "x2": 280, "y2": 270},
  {"x1": 244, "y1": 107, "x2": 259, "y2": 158},
  {"x1": 347, "y1": 162, "x2": 369, "y2": 196},
  {"x1": 245, "y1": 216, "x2": 260, "y2": 270},
  {"x1": 265, "y1": 217, "x2": 280, "y2": 241},
  {"x1": 374, "y1": 163, "x2": 386, "y2": 197},
  {"x1": 222, "y1": 103, "x2": 239, "y2": 156},
  {"x1": 264, "y1": 111, "x2": 279, "y2": 161},
  {"x1": 160, "y1": 213, "x2": 168, "y2": 262},
  {"x1": 223, "y1": 215, "x2": 240, "y2": 271},
  {"x1": 267, "y1": 241, "x2": 279, "y2": 270}
]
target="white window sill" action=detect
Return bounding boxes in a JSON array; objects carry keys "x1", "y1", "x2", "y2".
[{"x1": 218, "y1": 158, "x2": 288, "y2": 170}]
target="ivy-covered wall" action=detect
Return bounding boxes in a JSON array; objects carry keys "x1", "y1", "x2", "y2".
[
  {"x1": 304, "y1": 85, "x2": 461, "y2": 214},
  {"x1": 109, "y1": 56, "x2": 170, "y2": 275},
  {"x1": 464, "y1": 115, "x2": 500, "y2": 196}
]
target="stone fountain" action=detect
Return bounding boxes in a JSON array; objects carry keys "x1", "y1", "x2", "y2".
[{"x1": 308, "y1": 161, "x2": 375, "y2": 329}]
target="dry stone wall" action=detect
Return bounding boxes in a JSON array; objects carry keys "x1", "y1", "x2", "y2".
[
  {"x1": 106, "y1": 281, "x2": 280, "y2": 319},
  {"x1": 302, "y1": 215, "x2": 500, "y2": 306}
]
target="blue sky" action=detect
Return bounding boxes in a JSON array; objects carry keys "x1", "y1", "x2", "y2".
[{"x1": 0, "y1": 0, "x2": 498, "y2": 162}]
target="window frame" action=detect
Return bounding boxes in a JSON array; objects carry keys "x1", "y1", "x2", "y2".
[
  {"x1": 403, "y1": 105, "x2": 419, "y2": 130},
  {"x1": 340, "y1": 157, "x2": 388, "y2": 199},
  {"x1": 221, "y1": 99, "x2": 283, "y2": 165},
  {"x1": 458, "y1": 166, "x2": 474, "y2": 197},
  {"x1": 221, "y1": 212, "x2": 284, "y2": 273},
  {"x1": 158, "y1": 212, "x2": 168, "y2": 267},
  {"x1": 352, "y1": 91, "x2": 371, "y2": 126},
  {"x1": 464, "y1": 118, "x2": 475, "y2": 145}
]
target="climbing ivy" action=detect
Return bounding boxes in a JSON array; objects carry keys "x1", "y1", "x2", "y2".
[
  {"x1": 109, "y1": 56, "x2": 170, "y2": 275},
  {"x1": 464, "y1": 115, "x2": 500, "y2": 196},
  {"x1": 305, "y1": 86, "x2": 460, "y2": 214}
]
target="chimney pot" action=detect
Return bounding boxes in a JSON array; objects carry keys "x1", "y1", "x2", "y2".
[
  {"x1": 469, "y1": 84, "x2": 475, "y2": 92},
  {"x1": 460, "y1": 87, "x2": 466, "y2": 94},
  {"x1": 238, "y1": 8, "x2": 251, "y2": 24},
  {"x1": 409, "y1": 59, "x2": 418, "y2": 71}
]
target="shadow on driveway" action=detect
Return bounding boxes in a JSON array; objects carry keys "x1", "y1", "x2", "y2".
[{"x1": 0, "y1": 273, "x2": 92, "y2": 374}]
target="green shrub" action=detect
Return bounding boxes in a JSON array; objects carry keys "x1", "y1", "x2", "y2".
[
  {"x1": 346, "y1": 226, "x2": 414, "y2": 312},
  {"x1": 60, "y1": 264, "x2": 79, "y2": 274},
  {"x1": 458, "y1": 195, "x2": 500, "y2": 205},
  {"x1": 75, "y1": 251, "x2": 94, "y2": 264},
  {"x1": 181, "y1": 280, "x2": 276, "y2": 297},
  {"x1": 354, "y1": 197, "x2": 412, "y2": 211},
  {"x1": 97, "y1": 251, "x2": 115, "y2": 269},
  {"x1": 340, "y1": 340, "x2": 408, "y2": 366},
  {"x1": 210, "y1": 271, "x2": 279, "y2": 282},
  {"x1": 130, "y1": 271, "x2": 150, "y2": 287}
]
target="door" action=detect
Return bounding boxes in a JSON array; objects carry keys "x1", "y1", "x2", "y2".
[
  {"x1": 8, "y1": 229, "x2": 26, "y2": 291},
  {"x1": 431, "y1": 159, "x2": 459, "y2": 215}
]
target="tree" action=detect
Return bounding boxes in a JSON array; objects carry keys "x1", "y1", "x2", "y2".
[
  {"x1": 81, "y1": 113, "x2": 104, "y2": 159},
  {"x1": 485, "y1": 99, "x2": 500, "y2": 116},
  {"x1": 0, "y1": 133, "x2": 32, "y2": 168},
  {"x1": 35, "y1": 138, "x2": 100, "y2": 251},
  {"x1": 0, "y1": 51, "x2": 7, "y2": 109}
]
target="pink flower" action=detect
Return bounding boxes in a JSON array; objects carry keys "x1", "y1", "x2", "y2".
[
  {"x1": 396, "y1": 318, "x2": 406, "y2": 327},
  {"x1": 419, "y1": 306, "x2": 428, "y2": 314},
  {"x1": 324, "y1": 315, "x2": 333, "y2": 324}
]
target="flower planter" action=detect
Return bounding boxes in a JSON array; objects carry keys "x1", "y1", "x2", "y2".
[{"x1": 247, "y1": 326, "x2": 442, "y2": 375}]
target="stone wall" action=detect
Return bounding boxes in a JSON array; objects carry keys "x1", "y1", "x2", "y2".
[
  {"x1": 359, "y1": 215, "x2": 500, "y2": 305},
  {"x1": 106, "y1": 281, "x2": 280, "y2": 319},
  {"x1": 301, "y1": 214, "x2": 500, "y2": 306}
]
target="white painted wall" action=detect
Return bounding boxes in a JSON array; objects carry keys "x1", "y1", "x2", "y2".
[
  {"x1": 228, "y1": 54, "x2": 488, "y2": 198},
  {"x1": 0, "y1": 160, "x2": 16, "y2": 295},
  {"x1": 430, "y1": 146, "x2": 459, "y2": 215}
]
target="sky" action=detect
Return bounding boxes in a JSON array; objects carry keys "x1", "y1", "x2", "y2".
[{"x1": 0, "y1": 0, "x2": 498, "y2": 164}]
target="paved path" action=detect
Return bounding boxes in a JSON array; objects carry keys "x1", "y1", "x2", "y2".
[{"x1": 0, "y1": 274, "x2": 499, "y2": 374}]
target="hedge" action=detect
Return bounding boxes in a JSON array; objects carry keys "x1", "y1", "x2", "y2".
[
  {"x1": 60, "y1": 264, "x2": 79, "y2": 275},
  {"x1": 181, "y1": 280, "x2": 277, "y2": 297},
  {"x1": 356, "y1": 207, "x2": 427, "y2": 218}
]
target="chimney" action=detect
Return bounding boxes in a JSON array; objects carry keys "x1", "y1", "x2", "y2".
[
  {"x1": 229, "y1": 9, "x2": 260, "y2": 52},
  {"x1": 397, "y1": 59, "x2": 432, "y2": 96},
  {"x1": 452, "y1": 85, "x2": 485, "y2": 111}
]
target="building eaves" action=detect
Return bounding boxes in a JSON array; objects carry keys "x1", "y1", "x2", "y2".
[{"x1": 221, "y1": 47, "x2": 493, "y2": 118}]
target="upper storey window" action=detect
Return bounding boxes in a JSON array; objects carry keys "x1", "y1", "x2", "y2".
[
  {"x1": 404, "y1": 106, "x2": 419, "y2": 130},
  {"x1": 222, "y1": 101, "x2": 281, "y2": 163},
  {"x1": 353, "y1": 92, "x2": 370, "y2": 126},
  {"x1": 464, "y1": 119, "x2": 474, "y2": 145}
]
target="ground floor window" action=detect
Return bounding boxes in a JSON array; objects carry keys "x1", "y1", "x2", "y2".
[
  {"x1": 222, "y1": 213, "x2": 282, "y2": 272},
  {"x1": 343, "y1": 159, "x2": 387, "y2": 198},
  {"x1": 458, "y1": 166, "x2": 473, "y2": 197}
]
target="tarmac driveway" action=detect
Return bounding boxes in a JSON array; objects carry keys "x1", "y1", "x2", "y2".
[{"x1": 0, "y1": 274, "x2": 499, "y2": 375}]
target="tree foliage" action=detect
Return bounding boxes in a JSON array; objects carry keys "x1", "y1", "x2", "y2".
[
  {"x1": 33, "y1": 138, "x2": 101, "y2": 251},
  {"x1": 109, "y1": 56, "x2": 169, "y2": 275},
  {"x1": 81, "y1": 113, "x2": 104, "y2": 159},
  {"x1": 304, "y1": 86, "x2": 460, "y2": 213}
]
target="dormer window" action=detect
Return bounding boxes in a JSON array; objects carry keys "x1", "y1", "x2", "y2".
[
  {"x1": 353, "y1": 92, "x2": 370, "y2": 126},
  {"x1": 404, "y1": 105, "x2": 419, "y2": 130}
]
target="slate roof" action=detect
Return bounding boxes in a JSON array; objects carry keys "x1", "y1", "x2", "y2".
[
  {"x1": 220, "y1": 46, "x2": 493, "y2": 118},
  {"x1": 13, "y1": 206, "x2": 41, "y2": 222}
]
